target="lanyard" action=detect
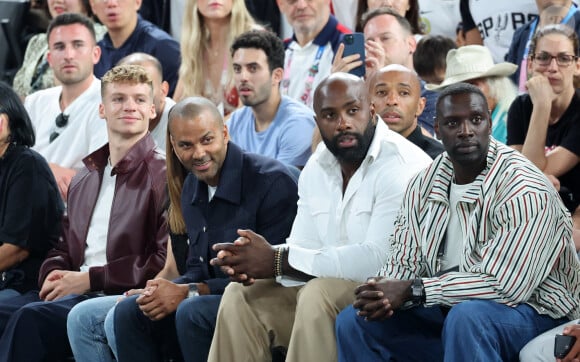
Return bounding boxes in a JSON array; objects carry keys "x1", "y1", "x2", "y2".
[
  {"x1": 519, "y1": 5, "x2": 578, "y2": 92},
  {"x1": 281, "y1": 44, "x2": 326, "y2": 105},
  {"x1": 523, "y1": 5, "x2": 578, "y2": 59}
]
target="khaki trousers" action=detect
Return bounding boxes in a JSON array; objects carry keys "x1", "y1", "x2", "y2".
[{"x1": 208, "y1": 278, "x2": 359, "y2": 362}]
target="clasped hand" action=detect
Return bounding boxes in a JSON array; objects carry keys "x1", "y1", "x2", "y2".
[
  {"x1": 210, "y1": 229, "x2": 275, "y2": 285},
  {"x1": 136, "y1": 278, "x2": 187, "y2": 321},
  {"x1": 39, "y1": 270, "x2": 90, "y2": 301},
  {"x1": 353, "y1": 277, "x2": 413, "y2": 321}
]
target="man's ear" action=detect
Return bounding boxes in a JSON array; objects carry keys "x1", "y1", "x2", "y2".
[
  {"x1": 92, "y1": 45, "x2": 101, "y2": 65},
  {"x1": 47, "y1": 50, "x2": 53, "y2": 68},
  {"x1": 98, "y1": 103, "x2": 106, "y2": 119},
  {"x1": 434, "y1": 118, "x2": 440, "y2": 139},
  {"x1": 161, "y1": 81, "x2": 169, "y2": 98},
  {"x1": 272, "y1": 67, "x2": 284, "y2": 85},
  {"x1": 223, "y1": 124, "x2": 230, "y2": 142},
  {"x1": 407, "y1": 34, "x2": 417, "y2": 55},
  {"x1": 416, "y1": 97, "x2": 426, "y2": 118}
]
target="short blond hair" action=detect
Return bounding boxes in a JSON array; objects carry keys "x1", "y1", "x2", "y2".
[{"x1": 101, "y1": 64, "x2": 153, "y2": 98}]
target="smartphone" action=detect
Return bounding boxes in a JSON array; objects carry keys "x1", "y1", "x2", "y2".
[
  {"x1": 342, "y1": 33, "x2": 366, "y2": 77},
  {"x1": 555, "y1": 334, "x2": 577, "y2": 358}
]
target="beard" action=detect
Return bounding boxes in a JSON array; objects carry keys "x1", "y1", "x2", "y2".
[{"x1": 323, "y1": 118, "x2": 376, "y2": 163}]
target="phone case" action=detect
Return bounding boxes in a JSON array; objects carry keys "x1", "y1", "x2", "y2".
[{"x1": 342, "y1": 33, "x2": 366, "y2": 78}]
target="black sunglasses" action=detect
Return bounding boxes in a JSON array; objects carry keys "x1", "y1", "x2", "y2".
[{"x1": 49, "y1": 113, "x2": 69, "y2": 143}]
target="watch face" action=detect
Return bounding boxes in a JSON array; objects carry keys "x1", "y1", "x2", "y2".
[
  {"x1": 188, "y1": 283, "x2": 199, "y2": 298},
  {"x1": 411, "y1": 279, "x2": 424, "y2": 303}
]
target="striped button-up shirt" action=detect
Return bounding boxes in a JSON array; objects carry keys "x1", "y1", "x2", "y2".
[{"x1": 380, "y1": 140, "x2": 580, "y2": 320}]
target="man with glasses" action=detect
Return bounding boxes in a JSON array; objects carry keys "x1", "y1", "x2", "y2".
[{"x1": 24, "y1": 13, "x2": 108, "y2": 201}]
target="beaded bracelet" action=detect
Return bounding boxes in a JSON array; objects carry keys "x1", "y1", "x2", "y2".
[{"x1": 274, "y1": 247, "x2": 285, "y2": 278}]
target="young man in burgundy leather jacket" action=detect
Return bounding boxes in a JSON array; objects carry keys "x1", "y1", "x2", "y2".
[{"x1": 0, "y1": 64, "x2": 168, "y2": 362}]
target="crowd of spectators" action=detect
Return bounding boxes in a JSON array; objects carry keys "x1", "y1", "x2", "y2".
[{"x1": 0, "y1": 0, "x2": 580, "y2": 361}]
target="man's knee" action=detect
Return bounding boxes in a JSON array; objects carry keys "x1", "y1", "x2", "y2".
[
  {"x1": 219, "y1": 282, "x2": 248, "y2": 315},
  {"x1": 336, "y1": 305, "x2": 360, "y2": 337},
  {"x1": 114, "y1": 295, "x2": 141, "y2": 325},
  {"x1": 296, "y1": 278, "x2": 355, "y2": 314},
  {"x1": 445, "y1": 300, "x2": 494, "y2": 330},
  {"x1": 67, "y1": 303, "x2": 88, "y2": 334},
  {"x1": 176, "y1": 296, "x2": 207, "y2": 326},
  {"x1": 13, "y1": 301, "x2": 48, "y2": 326}
]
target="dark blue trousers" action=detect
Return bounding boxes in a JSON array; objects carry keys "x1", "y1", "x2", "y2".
[
  {"x1": 0, "y1": 291, "x2": 90, "y2": 362},
  {"x1": 114, "y1": 294, "x2": 221, "y2": 362}
]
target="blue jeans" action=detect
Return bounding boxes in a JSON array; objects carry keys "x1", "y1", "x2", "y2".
[
  {"x1": 336, "y1": 300, "x2": 568, "y2": 362},
  {"x1": 0, "y1": 289, "x2": 20, "y2": 301},
  {"x1": 176, "y1": 294, "x2": 222, "y2": 362},
  {"x1": 67, "y1": 295, "x2": 118, "y2": 362},
  {"x1": 115, "y1": 294, "x2": 221, "y2": 362}
]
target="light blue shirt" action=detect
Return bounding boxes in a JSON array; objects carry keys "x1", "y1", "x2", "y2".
[{"x1": 226, "y1": 96, "x2": 315, "y2": 167}]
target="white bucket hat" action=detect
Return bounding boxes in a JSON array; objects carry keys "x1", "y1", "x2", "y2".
[{"x1": 425, "y1": 45, "x2": 518, "y2": 91}]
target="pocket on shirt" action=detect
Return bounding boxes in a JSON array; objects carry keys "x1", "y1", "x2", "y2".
[{"x1": 350, "y1": 196, "x2": 373, "y2": 239}]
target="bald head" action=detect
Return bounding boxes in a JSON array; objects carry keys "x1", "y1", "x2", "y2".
[
  {"x1": 169, "y1": 97, "x2": 223, "y2": 129},
  {"x1": 370, "y1": 64, "x2": 424, "y2": 138},
  {"x1": 117, "y1": 52, "x2": 163, "y2": 77},
  {"x1": 312, "y1": 73, "x2": 376, "y2": 165},
  {"x1": 168, "y1": 97, "x2": 229, "y2": 187},
  {"x1": 371, "y1": 65, "x2": 421, "y2": 94},
  {"x1": 313, "y1": 73, "x2": 369, "y2": 115}
]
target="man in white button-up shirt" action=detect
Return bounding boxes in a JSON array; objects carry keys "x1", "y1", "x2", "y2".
[{"x1": 208, "y1": 73, "x2": 432, "y2": 362}]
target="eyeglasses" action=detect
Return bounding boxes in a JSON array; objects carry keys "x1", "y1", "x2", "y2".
[
  {"x1": 49, "y1": 113, "x2": 69, "y2": 143},
  {"x1": 531, "y1": 52, "x2": 578, "y2": 67}
]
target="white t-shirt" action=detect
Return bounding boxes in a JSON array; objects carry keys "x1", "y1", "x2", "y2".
[
  {"x1": 440, "y1": 181, "x2": 474, "y2": 271},
  {"x1": 25, "y1": 77, "x2": 108, "y2": 170},
  {"x1": 208, "y1": 184, "x2": 217, "y2": 202},
  {"x1": 331, "y1": 0, "x2": 357, "y2": 31},
  {"x1": 282, "y1": 40, "x2": 334, "y2": 108},
  {"x1": 462, "y1": 0, "x2": 538, "y2": 63},
  {"x1": 80, "y1": 161, "x2": 116, "y2": 271},
  {"x1": 419, "y1": 0, "x2": 462, "y2": 40},
  {"x1": 149, "y1": 96, "x2": 175, "y2": 154}
]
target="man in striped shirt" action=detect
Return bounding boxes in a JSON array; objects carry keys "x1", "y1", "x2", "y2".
[{"x1": 335, "y1": 83, "x2": 580, "y2": 361}]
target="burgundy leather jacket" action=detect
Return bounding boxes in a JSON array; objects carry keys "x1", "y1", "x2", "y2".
[{"x1": 39, "y1": 134, "x2": 168, "y2": 294}]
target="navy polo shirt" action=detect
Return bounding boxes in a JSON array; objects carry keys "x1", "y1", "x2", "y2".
[
  {"x1": 95, "y1": 16, "x2": 181, "y2": 97},
  {"x1": 175, "y1": 142, "x2": 298, "y2": 294}
]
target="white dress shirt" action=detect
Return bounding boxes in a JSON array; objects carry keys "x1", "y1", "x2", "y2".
[{"x1": 281, "y1": 119, "x2": 432, "y2": 286}]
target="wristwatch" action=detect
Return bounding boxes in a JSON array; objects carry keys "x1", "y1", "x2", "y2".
[
  {"x1": 409, "y1": 278, "x2": 425, "y2": 307},
  {"x1": 187, "y1": 283, "x2": 199, "y2": 298}
]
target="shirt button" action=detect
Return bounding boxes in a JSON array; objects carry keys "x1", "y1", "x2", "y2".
[{"x1": 199, "y1": 256, "x2": 204, "y2": 262}]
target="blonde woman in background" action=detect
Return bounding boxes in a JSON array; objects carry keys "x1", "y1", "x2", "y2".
[{"x1": 173, "y1": 0, "x2": 256, "y2": 117}]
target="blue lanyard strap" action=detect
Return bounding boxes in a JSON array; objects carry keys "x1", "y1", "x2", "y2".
[{"x1": 524, "y1": 4, "x2": 578, "y2": 58}]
